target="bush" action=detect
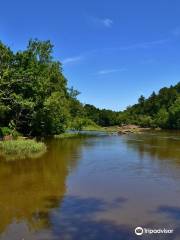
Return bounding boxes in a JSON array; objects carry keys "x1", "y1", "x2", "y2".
[
  {"x1": 1, "y1": 127, "x2": 12, "y2": 136},
  {"x1": 71, "y1": 117, "x2": 87, "y2": 131},
  {"x1": 154, "y1": 108, "x2": 169, "y2": 128},
  {"x1": 0, "y1": 127, "x2": 21, "y2": 139},
  {"x1": 138, "y1": 115, "x2": 154, "y2": 128}
]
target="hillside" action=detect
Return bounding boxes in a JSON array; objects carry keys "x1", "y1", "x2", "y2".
[{"x1": 122, "y1": 82, "x2": 180, "y2": 129}]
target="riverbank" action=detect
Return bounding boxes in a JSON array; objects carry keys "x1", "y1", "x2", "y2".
[
  {"x1": 54, "y1": 132, "x2": 90, "y2": 139},
  {"x1": 83, "y1": 124, "x2": 153, "y2": 134},
  {"x1": 54, "y1": 125, "x2": 152, "y2": 139},
  {"x1": 118, "y1": 125, "x2": 152, "y2": 134},
  {"x1": 84, "y1": 125, "x2": 152, "y2": 134},
  {"x1": 82, "y1": 125, "x2": 105, "y2": 131},
  {"x1": 0, "y1": 125, "x2": 154, "y2": 161},
  {"x1": 83, "y1": 125, "x2": 120, "y2": 133},
  {"x1": 54, "y1": 131, "x2": 105, "y2": 139}
]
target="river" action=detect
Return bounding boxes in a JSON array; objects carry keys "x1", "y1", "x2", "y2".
[{"x1": 0, "y1": 131, "x2": 180, "y2": 240}]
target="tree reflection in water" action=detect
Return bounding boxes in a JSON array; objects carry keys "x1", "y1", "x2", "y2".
[{"x1": 0, "y1": 138, "x2": 85, "y2": 233}]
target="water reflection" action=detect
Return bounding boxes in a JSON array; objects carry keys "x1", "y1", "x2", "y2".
[
  {"x1": 1, "y1": 132, "x2": 180, "y2": 240},
  {"x1": 124, "y1": 131, "x2": 180, "y2": 162},
  {"x1": 0, "y1": 138, "x2": 85, "y2": 234}
]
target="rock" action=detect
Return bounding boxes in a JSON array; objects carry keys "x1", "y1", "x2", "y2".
[{"x1": 118, "y1": 125, "x2": 150, "y2": 135}]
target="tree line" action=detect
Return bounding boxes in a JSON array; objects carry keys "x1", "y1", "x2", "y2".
[
  {"x1": 0, "y1": 39, "x2": 121, "y2": 136},
  {"x1": 122, "y1": 83, "x2": 180, "y2": 129},
  {"x1": 0, "y1": 39, "x2": 180, "y2": 136},
  {"x1": 79, "y1": 83, "x2": 180, "y2": 130}
]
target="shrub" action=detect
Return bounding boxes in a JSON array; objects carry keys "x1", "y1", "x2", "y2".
[
  {"x1": 1, "y1": 127, "x2": 12, "y2": 136},
  {"x1": 0, "y1": 127, "x2": 21, "y2": 139}
]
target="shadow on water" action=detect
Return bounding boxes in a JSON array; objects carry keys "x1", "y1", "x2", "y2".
[
  {"x1": 152, "y1": 205, "x2": 180, "y2": 240},
  {"x1": 47, "y1": 195, "x2": 136, "y2": 240},
  {"x1": 156, "y1": 206, "x2": 180, "y2": 221},
  {"x1": 44, "y1": 195, "x2": 179, "y2": 240},
  {"x1": 1, "y1": 133, "x2": 180, "y2": 240}
]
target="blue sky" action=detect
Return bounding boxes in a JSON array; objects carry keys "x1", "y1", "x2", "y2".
[{"x1": 1, "y1": 0, "x2": 180, "y2": 110}]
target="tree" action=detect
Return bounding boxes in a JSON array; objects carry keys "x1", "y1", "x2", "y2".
[
  {"x1": 68, "y1": 87, "x2": 84, "y2": 119},
  {"x1": 138, "y1": 95, "x2": 145, "y2": 105},
  {"x1": 0, "y1": 40, "x2": 70, "y2": 136},
  {"x1": 71, "y1": 117, "x2": 86, "y2": 131},
  {"x1": 169, "y1": 97, "x2": 180, "y2": 129},
  {"x1": 124, "y1": 82, "x2": 180, "y2": 129},
  {"x1": 154, "y1": 108, "x2": 169, "y2": 128}
]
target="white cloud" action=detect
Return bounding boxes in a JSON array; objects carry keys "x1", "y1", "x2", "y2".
[
  {"x1": 97, "y1": 68, "x2": 127, "y2": 75},
  {"x1": 90, "y1": 16, "x2": 113, "y2": 28},
  {"x1": 61, "y1": 38, "x2": 168, "y2": 67},
  {"x1": 62, "y1": 56, "x2": 83, "y2": 65},
  {"x1": 101, "y1": 18, "x2": 113, "y2": 28}
]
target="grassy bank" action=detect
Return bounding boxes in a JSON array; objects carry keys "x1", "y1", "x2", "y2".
[
  {"x1": 82, "y1": 125, "x2": 105, "y2": 131},
  {"x1": 54, "y1": 133, "x2": 82, "y2": 139},
  {"x1": 82, "y1": 125, "x2": 120, "y2": 132},
  {"x1": 0, "y1": 139, "x2": 46, "y2": 160},
  {"x1": 54, "y1": 132, "x2": 99, "y2": 139}
]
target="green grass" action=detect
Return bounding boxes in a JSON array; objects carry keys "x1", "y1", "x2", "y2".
[
  {"x1": 82, "y1": 124, "x2": 105, "y2": 131},
  {"x1": 54, "y1": 130, "x2": 108, "y2": 139},
  {"x1": 54, "y1": 132, "x2": 95, "y2": 139},
  {"x1": 54, "y1": 132, "x2": 80, "y2": 139},
  {"x1": 0, "y1": 139, "x2": 46, "y2": 160},
  {"x1": 83, "y1": 125, "x2": 120, "y2": 133}
]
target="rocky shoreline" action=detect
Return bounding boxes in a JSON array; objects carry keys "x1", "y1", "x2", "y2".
[{"x1": 118, "y1": 125, "x2": 151, "y2": 134}]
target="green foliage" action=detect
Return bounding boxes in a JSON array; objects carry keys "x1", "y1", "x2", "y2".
[
  {"x1": 0, "y1": 40, "x2": 70, "y2": 136},
  {"x1": 1, "y1": 127, "x2": 12, "y2": 136},
  {"x1": 84, "y1": 104, "x2": 122, "y2": 127},
  {"x1": 154, "y1": 108, "x2": 169, "y2": 128},
  {"x1": 138, "y1": 115, "x2": 154, "y2": 128},
  {"x1": 82, "y1": 119, "x2": 104, "y2": 131},
  {"x1": 0, "y1": 127, "x2": 20, "y2": 139},
  {"x1": 169, "y1": 97, "x2": 180, "y2": 128},
  {"x1": 0, "y1": 39, "x2": 113, "y2": 135},
  {"x1": 71, "y1": 117, "x2": 88, "y2": 131},
  {"x1": 124, "y1": 82, "x2": 180, "y2": 129},
  {"x1": 1, "y1": 39, "x2": 180, "y2": 134},
  {"x1": 70, "y1": 117, "x2": 106, "y2": 131}
]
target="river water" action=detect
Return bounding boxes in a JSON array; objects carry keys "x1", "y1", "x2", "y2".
[{"x1": 0, "y1": 131, "x2": 180, "y2": 240}]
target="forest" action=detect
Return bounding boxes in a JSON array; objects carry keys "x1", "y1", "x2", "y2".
[
  {"x1": 0, "y1": 39, "x2": 180, "y2": 137},
  {"x1": 122, "y1": 83, "x2": 180, "y2": 129}
]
